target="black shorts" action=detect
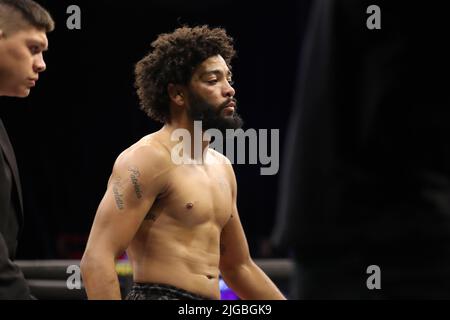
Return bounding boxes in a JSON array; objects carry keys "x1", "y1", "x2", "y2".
[{"x1": 125, "y1": 282, "x2": 211, "y2": 300}]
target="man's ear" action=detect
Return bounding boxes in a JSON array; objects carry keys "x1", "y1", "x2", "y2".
[{"x1": 167, "y1": 83, "x2": 185, "y2": 106}]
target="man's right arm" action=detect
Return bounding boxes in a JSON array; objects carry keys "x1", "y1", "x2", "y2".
[{"x1": 80, "y1": 145, "x2": 168, "y2": 299}]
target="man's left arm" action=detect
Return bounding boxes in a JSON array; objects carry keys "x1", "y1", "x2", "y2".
[{"x1": 219, "y1": 163, "x2": 286, "y2": 300}]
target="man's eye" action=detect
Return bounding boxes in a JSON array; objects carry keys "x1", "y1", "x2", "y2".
[
  {"x1": 29, "y1": 46, "x2": 40, "y2": 54},
  {"x1": 208, "y1": 79, "x2": 218, "y2": 84}
]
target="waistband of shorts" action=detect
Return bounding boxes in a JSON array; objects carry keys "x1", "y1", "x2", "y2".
[{"x1": 131, "y1": 282, "x2": 212, "y2": 300}]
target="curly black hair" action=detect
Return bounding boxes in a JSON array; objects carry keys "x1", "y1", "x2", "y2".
[{"x1": 134, "y1": 25, "x2": 236, "y2": 123}]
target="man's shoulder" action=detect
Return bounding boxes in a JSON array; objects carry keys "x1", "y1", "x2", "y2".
[
  {"x1": 114, "y1": 134, "x2": 172, "y2": 174},
  {"x1": 207, "y1": 148, "x2": 232, "y2": 166},
  {"x1": 207, "y1": 148, "x2": 236, "y2": 189}
]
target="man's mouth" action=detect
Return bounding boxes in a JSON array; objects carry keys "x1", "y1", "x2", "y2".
[
  {"x1": 27, "y1": 78, "x2": 37, "y2": 87},
  {"x1": 225, "y1": 100, "x2": 236, "y2": 109},
  {"x1": 222, "y1": 106, "x2": 235, "y2": 115}
]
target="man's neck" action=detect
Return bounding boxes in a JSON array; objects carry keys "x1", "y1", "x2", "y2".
[{"x1": 162, "y1": 119, "x2": 210, "y2": 163}]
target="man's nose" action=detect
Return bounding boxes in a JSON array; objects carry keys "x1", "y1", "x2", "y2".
[
  {"x1": 223, "y1": 81, "x2": 235, "y2": 98},
  {"x1": 33, "y1": 53, "x2": 46, "y2": 73}
]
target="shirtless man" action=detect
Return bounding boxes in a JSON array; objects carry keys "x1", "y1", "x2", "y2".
[{"x1": 80, "y1": 25, "x2": 285, "y2": 300}]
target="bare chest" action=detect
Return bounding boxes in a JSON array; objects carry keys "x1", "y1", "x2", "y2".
[{"x1": 150, "y1": 164, "x2": 232, "y2": 228}]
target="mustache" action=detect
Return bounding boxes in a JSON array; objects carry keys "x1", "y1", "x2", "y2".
[{"x1": 219, "y1": 98, "x2": 238, "y2": 111}]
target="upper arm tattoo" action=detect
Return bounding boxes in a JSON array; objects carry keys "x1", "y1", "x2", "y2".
[
  {"x1": 112, "y1": 177, "x2": 125, "y2": 210},
  {"x1": 128, "y1": 166, "x2": 143, "y2": 199}
]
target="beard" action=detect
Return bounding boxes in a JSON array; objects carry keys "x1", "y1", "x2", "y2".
[{"x1": 186, "y1": 91, "x2": 244, "y2": 133}]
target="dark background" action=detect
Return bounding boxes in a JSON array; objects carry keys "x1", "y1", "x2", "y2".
[{"x1": 0, "y1": 0, "x2": 312, "y2": 259}]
